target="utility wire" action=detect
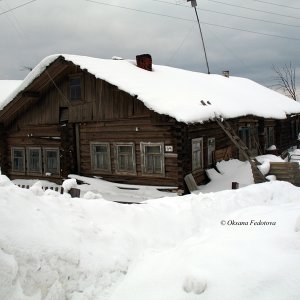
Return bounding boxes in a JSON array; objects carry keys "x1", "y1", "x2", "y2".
[
  {"x1": 249, "y1": 0, "x2": 300, "y2": 10},
  {"x1": 84, "y1": 0, "x2": 300, "y2": 41},
  {"x1": 0, "y1": 0, "x2": 37, "y2": 17},
  {"x1": 0, "y1": 0, "x2": 27, "y2": 40},
  {"x1": 206, "y1": 0, "x2": 300, "y2": 21},
  {"x1": 152, "y1": 0, "x2": 300, "y2": 28}
]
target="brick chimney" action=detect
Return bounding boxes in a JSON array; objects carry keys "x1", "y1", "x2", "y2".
[
  {"x1": 222, "y1": 70, "x2": 230, "y2": 78},
  {"x1": 136, "y1": 54, "x2": 152, "y2": 71}
]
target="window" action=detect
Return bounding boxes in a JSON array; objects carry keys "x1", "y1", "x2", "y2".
[
  {"x1": 141, "y1": 142, "x2": 164, "y2": 175},
  {"x1": 27, "y1": 147, "x2": 42, "y2": 174},
  {"x1": 44, "y1": 148, "x2": 60, "y2": 175},
  {"x1": 239, "y1": 127, "x2": 251, "y2": 149},
  {"x1": 192, "y1": 138, "x2": 203, "y2": 170},
  {"x1": 207, "y1": 138, "x2": 215, "y2": 166},
  {"x1": 27, "y1": 148, "x2": 42, "y2": 173},
  {"x1": 91, "y1": 142, "x2": 111, "y2": 173},
  {"x1": 115, "y1": 143, "x2": 136, "y2": 174},
  {"x1": 264, "y1": 127, "x2": 275, "y2": 149},
  {"x1": 11, "y1": 147, "x2": 25, "y2": 173},
  {"x1": 69, "y1": 76, "x2": 82, "y2": 101}
]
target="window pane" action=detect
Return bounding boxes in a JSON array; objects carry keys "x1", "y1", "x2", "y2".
[
  {"x1": 143, "y1": 144, "x2": 163, "y2": 174},
  {"x1": 116, "y1": 144, "x2": 135, "y2": 173},
  {"x1": 70, "y1": 77, "x2": 81, "y2": 100},
  {"x1": 28, "y1": 149, "x2": 41, "y2": 172},
  {"x1": 45, "y1": 150, "x2": 59, "y2": 173},
  {"x1": 12, "y1": 148, "x2": 24, "y2": 172},
  {"x1": 192, "y1": 139, "x2": 202, "y2": 170},
  {"x1": 119, "y1": 146, "x2": 131, "y2": 154},
  {"x1": 145, "y1": 146, "x2": 160, "y2": 154},
  {"x1": 92, "y1": 144, "x2": 110, "y2": 171}
]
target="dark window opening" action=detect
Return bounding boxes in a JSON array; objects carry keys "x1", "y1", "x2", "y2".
[{"x1": 69, "y1": 77, "x2": 82, "y2": 101}]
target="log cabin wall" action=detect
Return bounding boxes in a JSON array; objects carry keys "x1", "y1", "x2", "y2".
[
  {"x1": 181, "y1": 120, "x2": 239, "y2": 186},
  {"x1": 3, "y1": 64, "x2": 181, "y2": 187},
  {"x1": 0, "y1": 123, "x2": 8, "y2": 174},
  {"x1": 3, "y1": 58, "x2": 299, "y2": 188},
  {"x1": 276, "y1": 116, "x2": 300, "y2": 151},
  {"x1": 79, "y1": 117, "x2": 179, "y2": 187},
  {"x1": 5, "y1": 124, "x2": 62, "y2": 183}
]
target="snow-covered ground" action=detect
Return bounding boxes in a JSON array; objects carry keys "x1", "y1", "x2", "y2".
[{"x1": 1, "y1": 157, "x2": 300, "y2": 300}]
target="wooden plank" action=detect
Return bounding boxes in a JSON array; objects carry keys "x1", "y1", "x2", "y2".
[{"x1": 184, "y1": 174, "x2": 198, "y2": 193}]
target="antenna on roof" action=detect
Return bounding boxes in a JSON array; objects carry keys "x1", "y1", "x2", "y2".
[
  {"x1": 187, "y1": 0, "x2": 210, "y2": 74},
  {"x1": 20, "y1": 66, "x2": 33, "y2": 72}
]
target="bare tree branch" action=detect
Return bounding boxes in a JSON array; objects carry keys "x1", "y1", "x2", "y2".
[{"x1": 272, "y1": 62, "x2": 297, "y2": 101}]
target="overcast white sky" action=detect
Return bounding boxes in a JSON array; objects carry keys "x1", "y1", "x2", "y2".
[{"x1": 0, "y1": 0, "x2": 299, "y2": 88}]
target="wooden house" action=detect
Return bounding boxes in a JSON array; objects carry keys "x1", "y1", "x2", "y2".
[{"x1": 0, "y1": 54, "x2": 300, "y2": 191}]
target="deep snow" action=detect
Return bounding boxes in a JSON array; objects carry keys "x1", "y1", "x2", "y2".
[{"x1": 1, "y1": 168, "x2": 300, "y2": 299}]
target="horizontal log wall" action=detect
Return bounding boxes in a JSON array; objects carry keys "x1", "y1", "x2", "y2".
[
  {"x1": 181, "y1": 120, "x2": 239, "y2": 186},
  {"x1": 5, "y1": 124, "x2": 62, "y2": 182},
  {"x1": 79, "y1": 118, "x2": 179, "y2": 187},
  {"x1": 276, "y1": 116, "x2": 300, "y2": 151}
]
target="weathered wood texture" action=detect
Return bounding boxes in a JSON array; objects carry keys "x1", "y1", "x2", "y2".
[
  {"x1": 276, "y1": 116, "x2": 300, "y2": 151},
  {"x1": 78, "y1": 119, "x2": 178, "y2": 187},
  {"x1": 5, "y1": 124, "x2": 61, "y2": 181},
  {"x1": 183, "y1": 121, "x2": 239, "y2": 185},
  {"x1": 2, "y1": 57, "x2": 299, "y2": 190},
  {"x1": 269, "y1": 162, "x2": 300, "y2": 186},
  {"x1": 0, "y1": 123, "x2": 8, "y2": 174}
]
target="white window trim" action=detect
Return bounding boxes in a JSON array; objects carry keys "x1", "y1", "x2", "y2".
[
  {"x1": 90, "y1": 142, "x2": 111, "y2": 173},
  {"x1": 192, "y1": 137, "x2": 203, "y2": 171},
  {"x1": 44, "y1": 148, "x2": 60, "y2": 175},
  {"x1": 11, "y1": 147, "x2": 25, "y2": 174},
  {"x1": 140, "y1": 142, "x2": 165, "y2": 176},
  {"x1": 26, "y1": 147, "x2": 42, "y2": 174},
  {"x1": 114, "y1": 142, "x2": 136, "y2": 175}
]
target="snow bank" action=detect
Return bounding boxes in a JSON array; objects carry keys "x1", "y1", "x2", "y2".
[
  {"x1": 3, "y1": 54, "x2": 300, "y2": 123},
  {"x1": 0, "y1": 174, "x2": 300, "y2": 300}
]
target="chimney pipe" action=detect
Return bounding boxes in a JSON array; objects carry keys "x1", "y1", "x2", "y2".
[
  {"x1": 223, "y1": 70, "x2": 230, "y2": 78},
  {"x1": 136, "y1": 54, "x2": 152, "y2": 71}
]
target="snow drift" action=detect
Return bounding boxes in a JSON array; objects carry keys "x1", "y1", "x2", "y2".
[{"x1": 0, "y1": 174, "x2": 300, "y2": 300}]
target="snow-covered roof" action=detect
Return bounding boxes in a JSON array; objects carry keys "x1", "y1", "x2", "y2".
[
  {"x1": 0, "y1": 80, "x2": 22, "y2": 110},
  {"x1": 2, "y1": 54, "x2": 300, "y2": 123}
]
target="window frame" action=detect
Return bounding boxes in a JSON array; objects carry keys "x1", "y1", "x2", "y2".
[
  {"x1": 264, "y1": 127, "x2": 275, "y2": 149},
  {"x1": 90, "y1": 142, "x2": 111, "y2": 173},
  {"x1": 140, "y1": 142, "x2": 165, "y2": 176},
  {"x1": 43, "y1": 148, "x2": 60, "y2": 175},
  {"x1": 207, "y1": 137, "x2": 216, "y2": 166},
  {"x1": 69, "y1": 74, "x2": 84, "y2": 102},
  {"x1": 26, "y1": 147, "x2": 42, "y2": 174},
  {"x1": 114, "y1": 142, "x2": 136, "y2": 175},
  {"x1": 192, "y1": 138, "x2": 203, "y2": 171},
  {"x1": 11, "y1": 147, "x2": 26, "y2": 174}
]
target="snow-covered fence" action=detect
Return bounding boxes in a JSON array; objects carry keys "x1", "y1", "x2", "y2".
[{"x1": 16, "y1": 184, "x2": 64, "y2": 194}]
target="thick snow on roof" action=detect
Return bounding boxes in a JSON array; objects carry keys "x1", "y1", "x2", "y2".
[
  {"x1": 0, "y1": 80, "x2": 22, "y2": 110},
  {"x1": 3, "y1": 54, "x2": 300, "y2": 122}
]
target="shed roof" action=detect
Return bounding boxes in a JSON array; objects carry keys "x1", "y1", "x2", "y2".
[{"x1": 2, "y1": 54, "x2": 300, "y2": 123}]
